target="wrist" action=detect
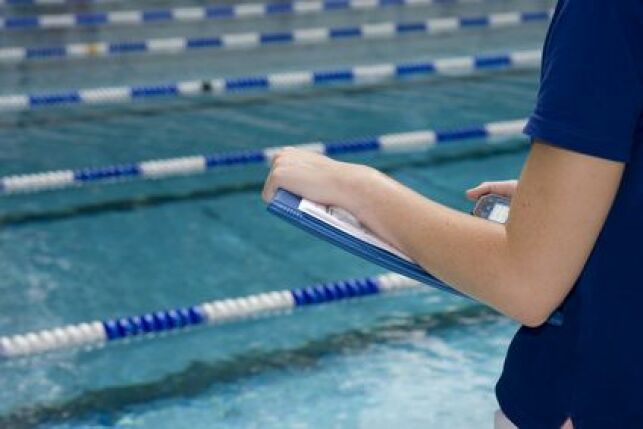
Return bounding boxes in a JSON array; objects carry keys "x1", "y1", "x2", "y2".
[{"x1": 335, "y1": 163, "x2": 385, "y2": 217}]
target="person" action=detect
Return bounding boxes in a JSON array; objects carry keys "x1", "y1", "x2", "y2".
[{"x1": 262, "y1": 0, "x2": 642, "y2": 426}]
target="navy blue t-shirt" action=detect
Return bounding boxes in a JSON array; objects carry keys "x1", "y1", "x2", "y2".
[{"x1": 496, "y1": 0, "x2": 643, "y2": 427}]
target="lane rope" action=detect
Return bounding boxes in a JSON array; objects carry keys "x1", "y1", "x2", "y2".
[
  {"x1": 0, "y1": 0, "x2": 115, "y2": 6},
  {"x1": 0, "y1": 273, "x2": 426, "y2": 358},
  {"x1": 0, "y1": 0, "x2": 104, "y2": 7},
  {"x1": 0, "y1": 10, "x2": 551, "y2": 63},
  {"x1": 0, "y1": 118, "x2": 527, "y2": 195},
  {"x1": 0, "y1": 49, "x2": 542, "y2": 111},
  {"x1": 0, "y1": 0, "x2": 488, "y2": 31},
  {"x1": 0, "y1": 0, "x2": 115, "y2": 7}
]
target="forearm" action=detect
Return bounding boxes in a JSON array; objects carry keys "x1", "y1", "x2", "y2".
[
  {"x1": 263, "y1": 143, "x2": 623, "y2": 327},
  {"x1": 346, "y1": 168, "x2": 539, "y2": 325}
]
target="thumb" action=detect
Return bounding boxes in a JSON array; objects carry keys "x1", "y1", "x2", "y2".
[{"x1": 466, "y1": 180, "x2": 518, "y2": 201}]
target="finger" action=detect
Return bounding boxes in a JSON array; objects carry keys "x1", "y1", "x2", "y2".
[
  {"x1": 262, "y1": 174, "x2": 276, "y2": 202},
  {"x1": 262, "y1": 163, "x2": 281, "y2": 202},
  {"x1": 466, "y1": 182, "x2": 492, "y2": 201},
  {"x1": 262, "y1": 160, "x2": 278, "y2": 202},
  {"x1": 487, "y1": 180, "x2": 518, "y2": 197},
  {"x1": 263, "y1": 163, "x2": 290, "y2": 202},
  {"x1": 268, "y1": 148, "x2": 286, "y2": 166},
  {"x1": 466, "y1": 180, "x2": 517, "y2": 200}
]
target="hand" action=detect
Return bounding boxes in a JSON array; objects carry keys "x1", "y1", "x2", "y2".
[
  {"x1": 261, "y1": 147, "x2": 374, "y2": 211},
  {"x1": 466, "y1": 180, "x2": 518, "y2": 201}
]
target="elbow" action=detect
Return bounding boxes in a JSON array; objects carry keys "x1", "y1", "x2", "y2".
[
  {"x1": 489, "y1": 257, "x2": 576, "y2": 327},
  {"x1": 515, "y1": 310, "x2": 551, "y2": 328},
  {"x1": 502, "y1": 278, "x2": 571, "y2": 328}
]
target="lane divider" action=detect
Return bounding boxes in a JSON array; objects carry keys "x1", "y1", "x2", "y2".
[
  {"x1": 0, "y1": 118, "x2": 527, "y2": 195},
  {"x1": 0, "y1": 273, "x2": 425, "y2": 358},
  {"x1": 0, "y1": 0, "x2": 486, "y2": 31},
  {"x1": 0, "y1": 49, "x2": 542, "y2": 111},
  {"x1": 0, "y1": 0, "x2": 115, "y2": 6},
  {"x1": 0, "y1": 10, "x2": 552, "y2": 63}
]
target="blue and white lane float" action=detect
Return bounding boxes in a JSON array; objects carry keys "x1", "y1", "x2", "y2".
[
  {"x1": 0, "y1": 0, "x2": 486, "y2": 31},
  {"x1": 0, "y1": 273, "x2": 423, "y2": 358},
  {"x1": 0, "y1": 11, "x2": 552, "y2": 63},
  {"x1": 0, "y1": 0, "x2": 114, "y2": 6},
  {"x1": 0, "y1": 49, "x2": 542, "y2": 111},
  {"x1": 0, "y1": 118, "x2": 526, "y2": 195}
]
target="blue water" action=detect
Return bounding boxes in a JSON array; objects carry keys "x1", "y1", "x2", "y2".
[{"x1": 0, "y1": 0, "x2": 552, "y2": 427}]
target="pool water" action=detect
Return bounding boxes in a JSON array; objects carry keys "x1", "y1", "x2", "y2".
[{"x1": 0, "y1": 0, "x2": 552, "y2": 427}]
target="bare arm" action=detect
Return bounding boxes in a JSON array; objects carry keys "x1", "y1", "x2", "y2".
[{"x1": 263, "y1": 142, "x2": 624, "y2": 326}]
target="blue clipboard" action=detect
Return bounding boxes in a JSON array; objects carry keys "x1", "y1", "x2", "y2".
[{"x1": 267, "y1": 188, "x2": 563, "y2": 327}]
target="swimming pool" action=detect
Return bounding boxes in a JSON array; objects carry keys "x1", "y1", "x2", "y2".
[{"x1": 0, "y1": 0, "x2": 553, "y2": 427}]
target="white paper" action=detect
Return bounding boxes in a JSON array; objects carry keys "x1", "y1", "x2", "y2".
[{"x1": 298, "y1": 198, "x2": 413, "y2": 262}]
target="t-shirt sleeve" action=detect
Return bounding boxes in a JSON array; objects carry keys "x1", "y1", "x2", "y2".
[{"x1": 524, "y1": 0, "x2": 642, "y2": 162}]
